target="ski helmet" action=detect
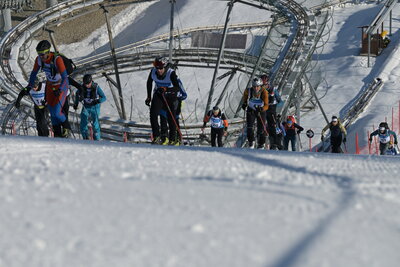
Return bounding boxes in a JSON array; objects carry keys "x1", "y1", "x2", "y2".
[
  {"x1": 331, "y1": 116, "x2": 338, "y2": 123},
  {"x1": 153, "y1": 56, "x2": 168, "y2": 69},
  {"x1": 379, "y1": 122, "x2": 388, "y2": 129},
  {"x1": 33, "y1": 72, "x2": 46, "y2": 87},
  {"x1": 212, "y1": 106, "x2": 220, "y2": 114},
  {"x1": 36, "y1": 40, "x2": 51, "y2": 54},
  {"x1": 252, "y1": 77, "x2": 262, "y2": 87},
  {"x1": 83, "y1": 74, "x2": 92, "y2": 85}
]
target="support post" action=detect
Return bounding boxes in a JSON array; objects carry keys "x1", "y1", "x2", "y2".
[
  {"x1": 101, "y1": 5, "x2": 126, "y2": 119},
  {"x1": 367, "y1": 33, "x2": 371, "y2": 67},
  {"x1": 169, "y1": 0, "x2": 176, "y2": 62},
  {"x1": 45, "y1": 29, "x2": 59, "y2": 53},
  {"x1": 205, "y1": 0, "x2": 235, "y2": 118},
  {"x1": 1, "y1": 9, "x2": 12, "y2": 34},
  {"x1": 304, "y1": 74, "x2": 329, "y2": 124},
  {"x1": 102, "y1": 72, "x2": 123, "y2": 119},
  {"x1": 389, "y1": 10, "x2": 392, "y2": 36},
  {"x1": 215, "y1": 69, "x2": 236, "y2": 107}
]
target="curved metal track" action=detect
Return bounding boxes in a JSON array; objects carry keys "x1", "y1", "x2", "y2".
[{"x1": 0, "y1": 0, "x2": 333, "y2": 145}]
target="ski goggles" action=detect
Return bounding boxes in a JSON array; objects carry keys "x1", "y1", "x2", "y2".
[
  {"x1": 37, "y1": 49, "x2": 50, "y2": 56},
  {"x1": 287, "y1": 120, "x2": 293, "y2": 124}
]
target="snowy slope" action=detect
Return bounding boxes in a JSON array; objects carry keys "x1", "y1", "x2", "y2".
[{"x1": 1, "y1": 135, "x2": 400, "y2": 267}]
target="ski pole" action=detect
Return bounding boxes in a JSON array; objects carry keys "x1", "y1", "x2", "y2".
[
  {"x1": 179, "y1": 109, "x2": 190, "y2": 145},
  {"x1": 258, "y1": 112, "x2": 269, "y2": 136},
  {"x1": 297, "y1": 133, "x2": 303, "y2": 150},
  {"x1": 161, "y1": 92, "x2": 183, "y2": 142}
]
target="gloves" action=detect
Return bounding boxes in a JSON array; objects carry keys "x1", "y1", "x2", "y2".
[
  {"x1": 343, "y1": 137, "x2": 346, "y2": 143},
  {"x1": 255, "y1": 106, "x2": 262, "y2": 114},
  {"x1": 92, "y1": 99, "x2": 100, "y2": 105},
  {"x1": 395, "y1": 141, "x2": 398, "y2": 145},
  {"x1": 53, "y1": 88, "x2": 60, "y2": 97},
  {"x1": 73, "y1": 103, "x2": 78, "y2": 110},
  {"x1": 145, "y1": 97, "x2": 151, "y2": 106},
  {"x1": 241, "y1": 103, "x2": 247, "y2": 111},
  {"x1": 297, "y1": 130, "x2": 302, "y2": 134}
]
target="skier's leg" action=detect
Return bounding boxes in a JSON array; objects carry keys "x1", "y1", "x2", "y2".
[
  {"x1": 150, "y1": 94, "x2": 164, "y2": 140},
  {"x1": 211, "y1": 128, "x2": 217, "y2": 147},
  {"x1": 80, "y1": 107, "x2": 90, "y2": 139},
  {"x1": 217, "y1": 128, "x2": 223, "y2": 147}
]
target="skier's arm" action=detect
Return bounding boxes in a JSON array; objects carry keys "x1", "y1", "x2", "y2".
[
  {"x1": 146, "y1": 71, "x2": 153, "y2": 99},
  {"x1": 222, "y1": 113, "x2": 229, "y2": 129},
  {"x1": 55, "y1": 56, "x2": 69, "y2": 92},
  {"x1": 370, "y1": 130, "x2": 379, "y2": 139},
  {"x1": 390, "y1": 131, "x2": 398, "y2": 144},
  {"x1": 339, "y1": 123, "x2": 347, "y2": 138},
  {"x1": 96, "y1": 86, "x2": 107, "y2": 104},
  {"x1": 262, "y1": 90, "x2": 269, "y2": 111},
  {"x1": 202, "y1": 111, "x2": 211, "y2": 127},
  {"x1": 169, "y1": 71, "x2": 180, "y2": 93},
  {"x1": 294, "y1": 123, "x2": 304, "y2": 133},
  {"x1": 321, "y1": 124, "x2": 330, "y2": 138},
  {"x1": 241, "y1": 89, "x2": 249, "y2": 106},
  {"x1": 15, "y1": 88, "x2": 29, "y2": 107},
  {"x1": 28, "y1": 57, "x2": 40, "y2": 88}
]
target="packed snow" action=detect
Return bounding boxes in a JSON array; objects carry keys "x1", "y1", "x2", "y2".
[{"x1": 2, "y1": 0, "x2": 400, "y2": 267}]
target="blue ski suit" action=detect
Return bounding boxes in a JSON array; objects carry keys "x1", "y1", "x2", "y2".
[{"x1": 74, "y1": 82, "x2": 106, "y2": 140}]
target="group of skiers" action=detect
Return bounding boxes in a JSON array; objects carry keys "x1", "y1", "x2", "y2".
[
  {"x1": 15, "y1": 41, "x2": 399, "y2": 155},
  {"x1": 15, "y1": 40, "x2": 106, "y2": 140}
]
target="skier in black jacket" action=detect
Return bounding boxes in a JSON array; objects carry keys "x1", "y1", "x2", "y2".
[{"x1": 145, "y1": 57, "x2": 180, "y2": 145}]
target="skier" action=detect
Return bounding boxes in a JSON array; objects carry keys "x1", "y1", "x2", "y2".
[
  {"x1": 15, "y1": 73, "x2": 49, "y2": 137},
  {"x1": 261, "y1": 74, "x2": 282, "y2": 134},
  {"x1": 27, "y1": 40, "x2": 71, "y2": 137},
  {"x1": 73, "y1": 74, "x2": 106, "y2": 140},
  {"x1": 369, "y1": 122, "x2": 398, "y2": 155},
  {"x1": 269, "y1": 114, "x2": 286, "y2": 150},
  {"x1": 202, "y1": 106, "x2": 229, "y2": 147},
  {"x1": 159, "y1": 79, "x2": 187, "y2": 145},
  {"x1": 282, "y1": 115, "x2": 304, "y2": 151},
  {"x1": 241, "y1": 77, "x2": 269, "y2": 149},
  {"x1": 321, "y1": 115, "x2": 347, "y2": 153},
  {"x1": 145, "y1": 57, "x2": 181, "y2": 145}
]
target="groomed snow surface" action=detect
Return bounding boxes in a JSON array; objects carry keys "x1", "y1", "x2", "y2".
[
  {"x1": 2, "y1": 1, "x2": 400, "y2": 266},
  {"x1": 1, "y1": 136, "x2": 400, "y2": 267}
]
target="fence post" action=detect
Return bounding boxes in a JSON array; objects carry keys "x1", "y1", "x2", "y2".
[
  {"x1": 89, "y1": 127, "x2": 93, "y2": 140},
  {"x1": 355, "y1": 132, "x2": 360, "y2": 154},
  {"x1": 11, "y1": 122, "x2": 15, "y2": 135},
  {"x1": 123, "y1": 132, "x2": 127, "y2": 142},
  {"x1": 368, "y1": 131, "x2": 371, "y2": 155}
]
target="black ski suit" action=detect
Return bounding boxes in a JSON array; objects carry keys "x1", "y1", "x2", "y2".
[{"x1": 147, "y1": 67, "x2": 180, "y2": 142}]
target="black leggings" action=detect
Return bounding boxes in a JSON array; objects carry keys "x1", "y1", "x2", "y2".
[{"x1": 211, "y1": 128, "x2": 224, "y2": 147}]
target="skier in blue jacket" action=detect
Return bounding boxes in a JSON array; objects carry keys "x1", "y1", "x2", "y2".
[
  {"x1": 369, "y1": 122, "x2": 398, "y2": 155},
  {"x1": 73, "y1": 74, "x2": 106, "y2": 140}
]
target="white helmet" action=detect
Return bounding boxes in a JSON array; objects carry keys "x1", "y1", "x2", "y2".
[{"x1": 252, "y1": 77, "x2": 263, "y2": 87}]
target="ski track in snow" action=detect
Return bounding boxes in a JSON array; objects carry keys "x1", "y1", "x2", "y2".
[{"x1": 1, "y1": 136, "x2": 400, "y2": 267}]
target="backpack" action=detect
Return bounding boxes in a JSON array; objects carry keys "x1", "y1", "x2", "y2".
[
  {"x1": 40, "y1": 52, "x2": 76, "y2": 76},
  {"x1": 55, "y1": 53, "x2": 76, "y2": 75}
]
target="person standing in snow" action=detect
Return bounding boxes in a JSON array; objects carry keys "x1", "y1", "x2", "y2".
[
  {"x1": 261, "y1": 74, "x2": 282, "y2": 133},
  {"x1": 202, "y1": 106, "x2": 229, "y2": 147},
  {"x1": 145, "y1": 57, "x2": 181, "y2": 145},
  {"x1": 369, "y1": 122, "x2": 398, "y2": 155},
  {"x1": 27, "y1": 40, "x2": 71, "y2": 137},
  {"x1": 269, "y1": 114, "x2": 286, "y2": 150},
  {"x1": 15, "y1": 73, "x2": 49, "y2": 137},
  {"x1": 282, "y1": 116, "x2": 304, "y2": 151},
  {"x1": 321, "y1": 115, "x2": 347, "y2": 153},
  {"x1": 73, "y1": 74, "x2": 106, "y2": 140},
  {"x1": 241, "y1": 77, "x2": 269, "y2": 149}
]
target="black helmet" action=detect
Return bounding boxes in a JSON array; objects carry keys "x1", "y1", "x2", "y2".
[
  {"x1": 379, "y1": 122, "x2": 388, "y2": 129},
  {"x1": 260, "y1": 74, "x2": 269, "y2": 85},
  {"x1": 36, "y1": 40, "x2": 51, "y2": 53},
  {"x1": 212, "y1": 106, "x2": 220, "y2": 112},
  {"x1": 153, "y1": 56, "x2": 168, "y2": 69},
  {"x1": 83, "y1": 74, "x2": 92, "y2": 85}
]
